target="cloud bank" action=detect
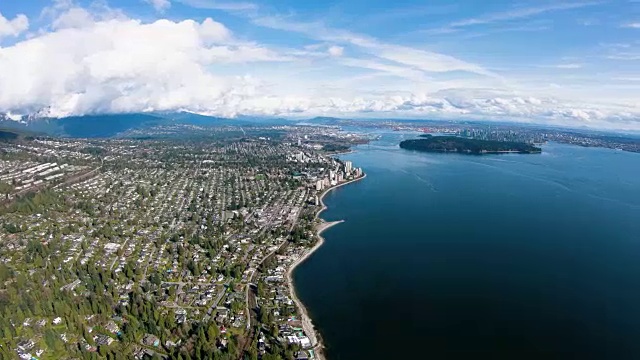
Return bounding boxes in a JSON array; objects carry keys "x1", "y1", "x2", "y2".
[
  {"x1": 0, "y1": 3, "x2": 638, "y2": 131},
  {"x1": 0, "y1": 12, "x2": 283, "y2": 118}
]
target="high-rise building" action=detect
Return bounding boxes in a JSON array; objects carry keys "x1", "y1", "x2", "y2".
[
  {"x1": 316, "y1": 180, "x2": 323, "y2": 191},
  {"x1": 344, "y1": 161, "x2": 353, "y2": 174}
]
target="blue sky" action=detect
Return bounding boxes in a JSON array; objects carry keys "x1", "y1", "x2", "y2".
[{"x1": 0, "y1": 0, "x2": 639, "y2": 130}]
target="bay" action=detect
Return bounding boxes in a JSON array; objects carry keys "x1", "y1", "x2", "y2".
[{"x1": 294, "y1": 131, "x2": 640, "y2": 360}]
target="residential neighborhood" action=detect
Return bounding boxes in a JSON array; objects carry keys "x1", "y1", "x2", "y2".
[{"x1": 0, "y1": 124, "x2": 365, "y2": 360}]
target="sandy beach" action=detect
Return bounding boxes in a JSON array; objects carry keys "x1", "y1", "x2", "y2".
[{"x1": 286, "y1": 173, "x2": 367, "y2": 360}]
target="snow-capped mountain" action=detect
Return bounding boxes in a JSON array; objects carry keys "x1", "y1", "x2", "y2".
[{"x1": 0, "y1": 112, "x2": 28, "y2": 124}]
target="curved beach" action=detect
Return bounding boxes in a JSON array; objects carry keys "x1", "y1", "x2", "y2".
[{"x1": 286, "y1": 173, "x2": 367, "y2": 360}]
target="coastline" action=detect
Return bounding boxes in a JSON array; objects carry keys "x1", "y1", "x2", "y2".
[{"x1": 286, "y1": 172, "x2": 367, "y2": 360}]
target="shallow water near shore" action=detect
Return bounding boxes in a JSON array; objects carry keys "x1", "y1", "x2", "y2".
[{"x1": 293, "y1": 131, "x2": 640, "y2": 360}]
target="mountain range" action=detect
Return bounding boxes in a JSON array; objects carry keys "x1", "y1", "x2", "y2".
[{"x1": 0, "y1": 112, "x2": 312, "y2": 138}]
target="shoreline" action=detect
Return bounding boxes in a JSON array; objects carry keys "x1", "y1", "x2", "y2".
[
  {"x1": 286, "y1": 172, "x2": 367, "y2": 360},
  {"x1": 316, "y1": 172, "x2": 368, "y2": 221}
]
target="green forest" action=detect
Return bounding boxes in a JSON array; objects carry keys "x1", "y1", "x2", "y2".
[{"x1": 400, "y1": 135, "x2": 542, "y2": 154}]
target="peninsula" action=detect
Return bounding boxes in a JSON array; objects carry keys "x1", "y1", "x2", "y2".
[{"x1": 400, "y1": 135, "x2": 542, "y2": 154}]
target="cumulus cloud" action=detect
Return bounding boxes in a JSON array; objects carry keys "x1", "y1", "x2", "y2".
[
  {"x1": 0, "y1": 15, "x2": 287, "y2": 117},
  {"x1": 52, "y1": 7, "x2": 95, "y2": 29},
  {"x1": 0, "y1": 12, "x2": 29, "y2": 40},
  {"x1": 199, "y1": 17, "x2": 231, "y2": 43}
]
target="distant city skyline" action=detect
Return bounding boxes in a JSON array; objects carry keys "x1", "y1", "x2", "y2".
[{"x1": 0, "y1": 0, "x2": 639, "y2": 130}]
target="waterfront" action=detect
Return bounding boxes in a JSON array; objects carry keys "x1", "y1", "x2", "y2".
[{"x1": 293, "y1": 132, "x2": 640, "y2": 359}]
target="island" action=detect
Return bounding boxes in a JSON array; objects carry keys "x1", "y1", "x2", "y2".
[{"x1": 400, "y1": 135, "x2": 542, "y2": 154}]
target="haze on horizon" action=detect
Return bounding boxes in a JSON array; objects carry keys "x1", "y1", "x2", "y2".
[{"x1": 0, "y1": 0, "x2": 639, "y2": 130}]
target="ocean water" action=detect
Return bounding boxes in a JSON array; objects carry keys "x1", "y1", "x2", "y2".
[{"x1": 293, "y1": 131, "x2": 640, "y2": 360}]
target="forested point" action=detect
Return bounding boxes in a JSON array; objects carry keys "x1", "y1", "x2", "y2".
[{"x1": 400, "y1": 135, "x2": 542, "y2": 154}]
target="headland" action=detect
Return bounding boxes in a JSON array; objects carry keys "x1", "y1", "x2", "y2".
[{"x1": 400, "y1": 135, "x2": 542, "y2": 154}]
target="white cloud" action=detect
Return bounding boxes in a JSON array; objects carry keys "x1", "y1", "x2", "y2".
[
  {"x1": 0, "y1": 12, "x2": 29, "y2": 40},
  {"x1": 0, "y1": 16, "x2": 289, "y2": 118},
  {"x1": 52, "y1": 7, "x2": 95, "y2": 29},
  {"x1": 606, "y1": 53, "x2": 640, "y2": 60},
  {"x1": 250, "y1": 15, "x2": 495, "y2": 77},
  {"x1": 555, "y1": 63, "x2": 583, "y2": 69},
  {"x1": 621, "y1": 22, "x2": 640, "y2": 28},
  {"x1": 224, "y1": 90, "x2": 640, "y2": 131},
  {"x1": 0, "y1": 3, "x2": 638, "y2": 131},
  {"x1": 539, "y1": 63, "x2": 584, "y2": 69},
  {"x1": 42, "y1": 0, "x2": 127, "y2": 30},
  {"x1": 202, "y1": 45, "x2": 290, "y2": 63},
  {"x1": 145, "y1": 0, "x2": 172, "y2": 12},
  {"x1": 328, "y1": 45, "x2": 344, "y2": 57},
  {"x1": 450, "y1": 2, "x2": 602, "y2": 27},
  {"x1": 199, "y1": 18, "x2": 232, "y2": 43},
  {"x1": 419, "y1": 2, "x2": 601, "y2": 36},
  {"x1": 459, "y1": 24, "x2": 550, "y2": 39},
  {"x1": 339, "y1": 58, "x2": 427, "y2": 81},
  {"x1": 613, "y1": 77, "x2": 640, "y2": 82},
  {"x1": 176, "y1": 0, "x2": 258, "y2": 11}
]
